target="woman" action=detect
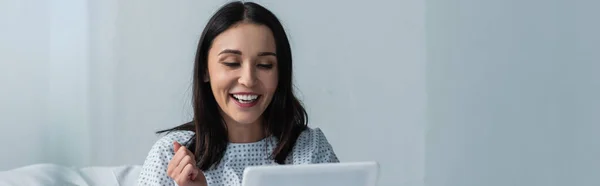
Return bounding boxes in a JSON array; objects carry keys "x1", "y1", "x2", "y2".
[{"x1": 137, "y1": 1, "x2": 339, "y2": 186}]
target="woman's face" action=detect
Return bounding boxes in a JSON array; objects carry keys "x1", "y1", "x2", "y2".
[{"x1": 207, "y1": 23, "x2": 278, "y2": 126}]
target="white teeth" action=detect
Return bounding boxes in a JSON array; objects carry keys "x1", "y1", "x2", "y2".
[{"x1": 232, "y1": 94, "x2": 258, "y2": 101}]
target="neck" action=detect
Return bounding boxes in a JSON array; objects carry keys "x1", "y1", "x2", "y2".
[{"x1": 225, "y1": 118, "x2": 265, "y2": 143}]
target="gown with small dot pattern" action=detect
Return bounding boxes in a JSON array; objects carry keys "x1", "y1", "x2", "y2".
[{"x1": 137, "y1": 127, "x2": 339, "y2": 186}]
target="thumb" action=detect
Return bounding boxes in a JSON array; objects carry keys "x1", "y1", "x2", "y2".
[
  {"x1": 190, "y1": 167, "x2": 199, "y2": 181},
  {"x1": 173, "y1": 141, "x2": 182, "y2": 152}
]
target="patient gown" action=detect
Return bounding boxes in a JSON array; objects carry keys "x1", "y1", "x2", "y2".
[{"x1": 137, "y1": 127, "x2": 339, "y2": 186}]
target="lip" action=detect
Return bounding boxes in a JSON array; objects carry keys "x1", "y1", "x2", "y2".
[
  {"x1": 229, "y1": 93, "x2": 261, "y2": 108},
  {"x1": 230, "y1": 92, "x2": 259, "y2": 95}
]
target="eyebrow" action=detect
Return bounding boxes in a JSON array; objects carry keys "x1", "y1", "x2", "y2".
[
  {"x1": 218, "y1": 49, "x2": 277, "y2": 57},
  {"x1": 218, "y1": 49, "x2": 242, "y2": 55},
  {"x1": 257, "y1": 52, "x2": 277, "y2": 57}
]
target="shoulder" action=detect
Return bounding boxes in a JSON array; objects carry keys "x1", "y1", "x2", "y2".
[
  {"x1": 291, "y1": 127, "x2": 340, "y2": 164},
  {"x1": 295, "y1": 127, "x2": 329, "y2": 147},
  {"x1": 155, "y1": 130, "x2": 196, "y2": 148},
  {"x1": 148, "y1": 130, "x2": 195, "y2": 156},
  {"x1": 148, "y1": 130, "x2": 195, "y2": 160}
]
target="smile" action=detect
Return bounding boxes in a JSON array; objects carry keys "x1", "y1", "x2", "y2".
[{"x1": 230, "y1": 93, "x2": 261, "y2": 107}]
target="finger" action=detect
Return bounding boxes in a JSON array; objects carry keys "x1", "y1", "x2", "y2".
[
  {"x1": 174, "y1": 145, "x2": 196, "y2": 168},
  {"x1": 167, "y1": 144, "x2": 187, "y2": 176},
  {"x1": 176, "y1": 164, "x2": 193, "y2": 185},
  {"x1": 190, "y1": 166, "x2": 199, "y2": 181},
  {"x1": 174, "y1": 155, "x2": 193, "y2": 177},
  {"x1": 181, "y1": 163, "x2": 196, "y2": 181},
  {"x1": 179, "y1": 145, "x2": 196, "y2": 165},
  {"x1": 184, "y1": 146, "x2": 196, "y2": 163},
  {"x1": 173, "y1": 141, "x2": 181, "y2": 152}
]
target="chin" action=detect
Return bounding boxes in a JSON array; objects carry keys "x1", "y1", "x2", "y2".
[{"x1": 230, "y1": 115, "x2": 262, "y2": 126}]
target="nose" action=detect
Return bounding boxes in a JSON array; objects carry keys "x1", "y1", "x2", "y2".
[{"x1": 238, "y1": 62, "x2": 257, "y2": 88}]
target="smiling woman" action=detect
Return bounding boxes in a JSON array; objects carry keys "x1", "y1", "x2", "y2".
[{"x1": 137, "y1": 1, "x2": 339, "y2": 186}]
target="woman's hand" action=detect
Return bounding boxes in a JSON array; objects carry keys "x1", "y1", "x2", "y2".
[{"x1": 167, "y1": 141, "x2": 207, "y2": 186}]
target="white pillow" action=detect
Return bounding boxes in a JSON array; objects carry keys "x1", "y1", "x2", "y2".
[
  {"x1": 0, "y1": 164, "x2": 88, "y2": 186},
  {"x1": 79, "y1": 165, "x2": 141, "y2": 186},
  {"x1": 0, "y1": 163, "x2": 141, "y2": 186}
]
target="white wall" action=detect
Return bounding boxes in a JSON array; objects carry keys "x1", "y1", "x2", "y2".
[
  {"x1": 1, "y1": 1, "x2": 426, "y2": 186},
  {"x1": 0, "y1": 0, "x2": 50, "y2": 170},
  {"x1": 0, "y1": 0, "x2": 91, "y2": 169},
  {"x1": 426, "y1": 0, "x2": 600, "y2": 185},
  {"x1": 275, "y1": 1, "x2": 426, "y2": 186}
]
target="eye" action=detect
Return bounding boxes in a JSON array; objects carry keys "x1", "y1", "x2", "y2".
[
  {"x1": 222, "y1": 62, "x2": 240, "y2": 67},
  {"x1": 257, "y1": 64, "x2": 273, "y2": 69}
]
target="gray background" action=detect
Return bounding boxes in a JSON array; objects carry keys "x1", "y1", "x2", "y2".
[{"x1": 426, "y1": 0, "x2": 599, "y2": 185}]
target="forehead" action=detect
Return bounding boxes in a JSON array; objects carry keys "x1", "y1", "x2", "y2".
[{"x1": 210, "y1": 23, "x2": 276, "y2": 54}]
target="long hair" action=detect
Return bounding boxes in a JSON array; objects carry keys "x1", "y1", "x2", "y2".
[{"x1": 157, "y1": 1, "x2": 308, "y2": 171}]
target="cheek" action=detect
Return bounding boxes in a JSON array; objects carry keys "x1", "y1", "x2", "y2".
[
  {"x1": 209, "y1": 71, "x2": 235, "y2": 95},
  {"x1": 260, "y1": 71, "x2": 278, "y2": 93}
]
